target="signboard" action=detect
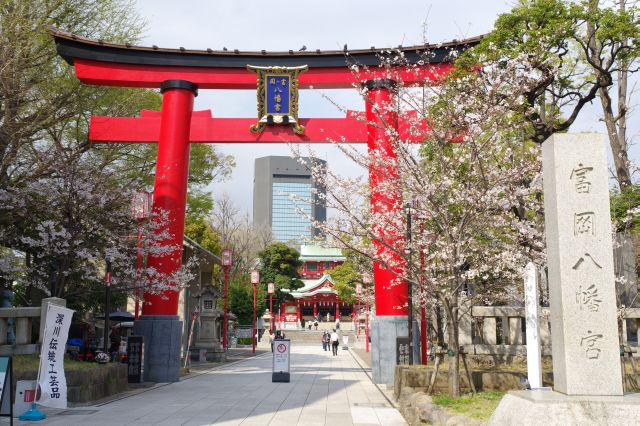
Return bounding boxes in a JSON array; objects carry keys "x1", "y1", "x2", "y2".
[
  {"x1": 221, "y1": 249, "x2": 232, "y2": 266},
  {"x1": 0, "y1": 357, "x2": 12, "y2": 421},
  {"x1": 247, "y1": 65, "x2": 308, "y2": 134},
  {"x1": 272, "y1": 339, "x2": 290, "y2": 383},
  {"x1": 15, "y1": 380, "x2": 36, "y2": 416},
  {"x1": 127, "y1": 336, "x2": 144, "y2": 383},
  {"x1": 236, "y1": 327, "x2": 253, "y2": 338},
  {"x1": 251, "y1": 270, "x2": 260, "y2": 284},
  {"x1": 355, "y1": 283, "x2": 362, "y2": 295},
  {"x1": 396, "y1": 337, "x2": 410, "y2": 366},
  {"x1": 38, "y1": 304, "x2": 74, "y2": 409},
  {"x1": 267, "y1": 282, "x2": 274, "y2": 294}
]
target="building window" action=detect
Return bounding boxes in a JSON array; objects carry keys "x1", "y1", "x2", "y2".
[
  {"x1": 325, "y1": 262, "x2": 331, "y2": 269},
  {"x1": 307, "y1": 263, "x2": 318, "y2": 271},
  {"x1": 272, "y1": 182, "x2": 313, "y2": 243}
]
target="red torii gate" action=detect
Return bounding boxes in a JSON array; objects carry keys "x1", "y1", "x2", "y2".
[{"x1": 52, "y1": 29, "x2": 478, "y2": 383}]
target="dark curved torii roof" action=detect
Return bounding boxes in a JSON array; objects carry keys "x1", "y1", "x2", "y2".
[{"x1": 50, "y1": 27, "x2": 482, "y2": 69}]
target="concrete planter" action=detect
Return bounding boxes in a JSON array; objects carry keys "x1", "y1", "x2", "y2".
[{"x1": 14, "y1": 363, "x2": 128, "y2": 404}]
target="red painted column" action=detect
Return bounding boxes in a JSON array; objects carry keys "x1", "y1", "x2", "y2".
[
  {"x1": 313, "y1": 302, "x2": 317, "y2": 318},
  {"x1": 142, "y1": 80, "x2": 197, "y2": 316},
  {"x1": 365, "y1": 79, "x2": 407, "y2": 316}
]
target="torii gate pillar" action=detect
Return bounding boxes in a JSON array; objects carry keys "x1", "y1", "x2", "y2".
[
  {"x1": 365, "y1": 79, "x2": 418, "y2": 384},
  {"x1": 134, "y1": 79, "x2": 196, "y2": 383}
]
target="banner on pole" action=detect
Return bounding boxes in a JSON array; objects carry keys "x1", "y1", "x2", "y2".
[{"x1": 37, "y1": 304, "x2": 74, "y2": 409}]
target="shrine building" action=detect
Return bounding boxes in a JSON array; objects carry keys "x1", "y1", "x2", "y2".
[{"x1": 279, "y1": 245, "x2": 351, "y2": 328}]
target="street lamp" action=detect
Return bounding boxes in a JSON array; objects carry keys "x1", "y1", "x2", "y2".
[
  {"x1": 221, "y1": 248, "x2": 232, "y2": 350},
  {"x1": 404, "y1": 202, "x2": 414, "y2": 365},
  {"x1": 267, "y1": 282, "x2": 275, "y2": 333},
  {"x1": 362, "y1": 275, "x2": 372, "y2": 353},
  {"x1": 104, "y1": 255, "x2": 112, "y2": 353},
  {"x1": 131, "y1": 191, "x2": 151, "y2": 320},
  {"x1": 355, "y1": 283, "x2": 362, "y2": 337},
  {"x1": 251, "y1": 270, "x2": 260, "y2": 353}
]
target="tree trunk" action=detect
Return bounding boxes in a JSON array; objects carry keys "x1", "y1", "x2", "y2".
[
  {"x1": 445, "y1": 293, "x2": 461, "y2": 397},
  {"x1": 447, "y1": 312, "x2": 460, "y2": 397}
]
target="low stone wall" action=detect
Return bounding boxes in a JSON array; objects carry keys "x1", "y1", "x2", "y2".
[
  {"x1": 394, "y1": 365, "x2": 554, "y2": 398},
  {"x1": 14, "y1": 363, "x2": 128, "y2": 404}
]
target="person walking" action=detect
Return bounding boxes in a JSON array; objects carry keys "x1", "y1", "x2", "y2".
[
  {"x1": 335, "y1": 317, "x2": 340, "y2": 330},
  {"x1": 322, "y1": 331, "x2": 328, "y2": 351},
  {"x1": 330, "y1": 329, "x2": 339, "y2": 356},
  {"x1": 269, "y1": 330, "x2": 275, "y2": 352},
  {"x1": 314, "y1": 320, "x2": 318, "y2": 330}
]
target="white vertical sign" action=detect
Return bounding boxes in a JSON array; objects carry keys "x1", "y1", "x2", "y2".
[
  {"x1": 524, "y1": 262, "x2": 542, "y2": 389},
  {"x1": 37, "y1": 304, "x2": 74, "y2": 408}
]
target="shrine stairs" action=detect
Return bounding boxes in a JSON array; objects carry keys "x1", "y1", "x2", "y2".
[{"x1": 275, "y1": 329, "x2": 359, "y2": 347}]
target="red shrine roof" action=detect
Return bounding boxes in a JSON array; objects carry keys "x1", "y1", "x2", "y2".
[
  {"x1": 50, "y1": 27, "x2": 482, "y2": 69},
  {"x1": 283, "y1": 275, "x2": 337, "y2": 299}
]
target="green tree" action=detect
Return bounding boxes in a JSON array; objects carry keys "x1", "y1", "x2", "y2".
[
  {"x1": 326, "y1": 261, "x2": 360, "y2": 305},
  {"x1": 184, "y1": 217, "x2": 221, "y2": 255},
  {"x1": 0, "y1": 0, "x2": 235, "y2": 311},
  {"x1": 228, "y1": 280, "x2": 266, "y2": 326},
  {"x1": 257, "y1": 242, "x2": 303, "y2": 306},
  {"x1": 463, "y1": 0, "x2": 640, "y2": 188}
]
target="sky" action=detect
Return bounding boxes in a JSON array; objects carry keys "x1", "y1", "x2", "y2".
[{"x1": 132, "y1": 0, "x2": 635, "y2": 216}]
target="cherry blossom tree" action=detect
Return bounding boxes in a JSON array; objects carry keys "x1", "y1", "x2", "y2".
[
  {"x1": 0, "y1": 150, "x2": 200, "y2": 311},
  {"x1": 296, "y1": 51, "x2": 548, "y2": 396}
]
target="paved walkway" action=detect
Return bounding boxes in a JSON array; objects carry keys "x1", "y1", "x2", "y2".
[{"x1": 10, "y1": 346, "x2": 406, "y2": 426}]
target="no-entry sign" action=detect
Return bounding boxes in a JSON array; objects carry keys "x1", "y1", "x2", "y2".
[{"x1": 272, "y1": 339, "x2": 290, "y2": 383}]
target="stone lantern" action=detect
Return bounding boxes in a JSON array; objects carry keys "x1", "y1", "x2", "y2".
[{"x1": 193, "y1": 286, "x2": 224, "y2": 361}]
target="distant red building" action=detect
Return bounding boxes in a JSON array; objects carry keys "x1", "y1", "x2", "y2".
[
  {"x1": 298, "y1": 245, "x2": 345, "y2": 279},
  {"x1": 279, "y1": 245, "x2": 350, "y2": 328}
]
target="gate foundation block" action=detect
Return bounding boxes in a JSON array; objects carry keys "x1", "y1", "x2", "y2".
[{"x1": 134, "y1": 315, "x2": 182, "y2": 382}]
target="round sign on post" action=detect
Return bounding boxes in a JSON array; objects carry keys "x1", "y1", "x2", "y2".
[
  {"x1": 267, "y1": 282, "x2": 274, "y2": 294},
  {"x1": 251, "y1": 270, "x2": 260, "y2": 284},
  {"x1": 221, "y1": 249, "x2": 232, "y2": 266}
]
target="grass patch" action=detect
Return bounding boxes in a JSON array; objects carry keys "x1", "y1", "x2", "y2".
[
  {"x1": 13, "y1": 354, "x2": 104, "y2": 372},
  {"x1": 432, "y1": 391, "x2": 505, "y2": 421}
]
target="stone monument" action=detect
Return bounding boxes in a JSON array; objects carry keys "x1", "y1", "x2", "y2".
[{"x1": 490, "y1": 133, "x2": 640, "y2": 425}]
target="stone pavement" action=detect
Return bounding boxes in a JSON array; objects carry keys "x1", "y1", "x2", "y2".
[{"x1": 7, "y1": 345, "x2": 406, "y2": 426}]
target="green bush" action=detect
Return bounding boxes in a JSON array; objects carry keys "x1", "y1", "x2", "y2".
[{"x1": 237, "y1": 337, "x2": 252, "y2": 345}]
